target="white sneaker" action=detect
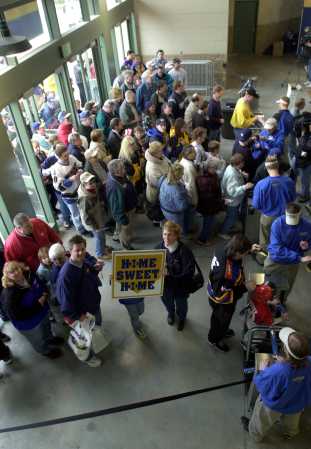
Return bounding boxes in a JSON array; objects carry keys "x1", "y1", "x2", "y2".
[
  {"x1": 218, "y1": 233, "x2": 231, "y2": 240},
  {"x1": 86, "y1": 356, "x2": 102, "y2": 367}
]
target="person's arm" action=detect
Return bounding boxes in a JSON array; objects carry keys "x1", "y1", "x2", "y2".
[
  {"x1": 254, "y1": 364, "x2": 285, "y2": 399},
  {"x1": 269, "y1": 222, "x2": 301, "y2": 264},
  {"x1": 225, "y1": 174, "x2": 247, "y2": 198},
  {"x1": 42, "y1": 220, "x2": 61, "y2": 244},
  {"x1": 252, "y1": 183, "x2": 261, "y2": 211}
]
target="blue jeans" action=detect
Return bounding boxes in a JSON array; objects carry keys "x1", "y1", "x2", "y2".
[
  {"x1": 55, "y1": 190, "x2": 71, "y2": 225},
  {"x1": 161, "y1": 292, "x2": 188, "y2": 320},
  {"x1": 93, "y1": 229, "x2": 107, "y2": 257},
  {"x1": 299, "y1": 165, "x2": 311, "y2": 199},
  {"x1": 62, "y1": 198, "x2": 85, "y2": 232},
  {"x1": 19, "y1": 314, "x2": 54, "y2": 355},
  {"x1": 221, "y1": 205, "x2": 240, "y2": 234},
  {"x1": 123, "y1": 301, "x2": 145, "y2": 331},
  {"x1": 209, "y1": 128, "x2": 221, "y2": 141},
  {"x1": 198, "y1": 215, "x2": 215, "y2": 242}
]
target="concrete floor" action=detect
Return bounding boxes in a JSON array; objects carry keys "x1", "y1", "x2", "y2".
[{"x1": 1, "y1": 55, "x2": 311, "y2": 449}]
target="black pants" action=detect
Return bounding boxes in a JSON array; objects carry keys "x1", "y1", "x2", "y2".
[
  {"x1": 208, "y1": 298, "x2": 237, "y2": 343},
  {"x1": 162, "y1": 292, "x2": 188, "y2": 320},
  {"x1": 0, "y1": 339, "x2": 11, "y2": 362}
]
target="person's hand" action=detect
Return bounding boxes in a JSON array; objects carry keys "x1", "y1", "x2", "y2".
[
  {"x1": 245, "y1": 182, "x2": 254, "y2": 190},
  {"x1": 251, "y1": 243, "x2": 261, "y2": 253},
  {"x1": 301, "y1": 255, "x2": 311, "y2": 263},
  {"x1": 300, "y1": 240, "x2": 309, "y2": 251},
  {"x1": 79, "y1": 314, "x2": 87, "y2": 322},
  {"x1": 220, "y1": 118, "x2": 224, "y2": 124},
  {"x1": 94, "y1": 261, "x2": 104, "y2": 271},
  {"x1": 38, "y1": 293, "x2": 48, "y2": 306},
  {"x1": 241, "y1": 171, "x2": 249, "y2": 179}
]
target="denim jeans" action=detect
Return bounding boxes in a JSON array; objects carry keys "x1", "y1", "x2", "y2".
[
  {"x1": 123, "y1": 301, "x2": 145, "y2": 331},
  {"x1": 208, "y1": 128, "x2": 221, "y2": 141},
  {"x1": 198, "y1": 215, "x2": 215, "y2": 242},
  {"x1": 93, "y1": 229, "x2": 107, "y2": 257},
  {"x1": 62, "y1": 198, "x2": 85, "y2": 232},
  {"x1": 221, "y1": 205, "x2": 240, "y2": 234},
  {"x1": 299, "y1": 165, "x2": 311, "y2": 199},
  {"x1": 161, "y1": 292, "x2": 188, "y2": 320},
  {"x1": 19, "y1": 314, "x2": 54, "y2": 355},
  {"x1": 55, "y1": 190, "x2": 71, "y2": 225}
]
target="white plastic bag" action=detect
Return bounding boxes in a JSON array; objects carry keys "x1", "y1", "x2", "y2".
[
  {"x1": 91, "y1": 326, "x2": 110, "y2": 354},
  {"x1": 68, "y1": 314, "x2": 95, "y2": 361}
]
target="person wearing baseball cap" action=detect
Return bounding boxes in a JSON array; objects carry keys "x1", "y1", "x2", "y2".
[
  {"x1": 232, "y1": 128, "x2": 257, "y2": 180},
  {"x1": 241, "y1": 327, "x2": 311, "y2": 442},
  {"x1": 230, "y1": 88, "x2": 263, "y2": 139},
  {"x1": 79, "y1": 110, "x2": 93, "y2": 145},
  {"x1": 264, "y1": 202, "x2": 311, "y2": 303},
  {"x1": 258, "y1": 117, "x2": 285, "y2": 157}
]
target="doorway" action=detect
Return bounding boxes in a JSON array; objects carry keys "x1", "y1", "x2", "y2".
[{"x1": 233, "y1": 0, "x2": 258, "y2": 54}]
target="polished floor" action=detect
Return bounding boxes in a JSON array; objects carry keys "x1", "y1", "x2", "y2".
[{"x1": 1, "y1": 55, "x2": 311, "y2": 449}]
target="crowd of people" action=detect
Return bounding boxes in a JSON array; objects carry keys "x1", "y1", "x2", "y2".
[{"x1": 1, "y1": 48, "x2": 311, "y2": 443}]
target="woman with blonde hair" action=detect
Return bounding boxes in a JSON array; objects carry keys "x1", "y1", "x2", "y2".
[
  {"x1": 119, "y1": 135, "x2": 142, "y2": 184},
  {"x1": 159, "y1": 162, "x2": 190, "y2": 232},
  {"x1": 84, "y1": 146, "x2": 108, "y2": 185},
  {"x1": 157, "y1": 221, "x2": 196, "y2": 331},
  {"x1": 1, "y1": 261, "x2": 63, "y2": 358}
]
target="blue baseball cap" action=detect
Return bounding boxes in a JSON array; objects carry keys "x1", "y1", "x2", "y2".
[
  {"x1": 31, "y1": 121, "x2": 41, "y2": 132},
  {"x1": 239, "y1": 129, "x2": 252, "y2": 142}
]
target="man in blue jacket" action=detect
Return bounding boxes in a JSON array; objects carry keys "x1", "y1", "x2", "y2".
[
  {"x1": 264, "y1": 203, "x2": 311, "y2": 302},
  {"x1": 241, "y1": 327, "x2": 311, "y2": 442},
  {"x1": 56, "y1": 234, "x2": 104, "y2": 367},
  {"x1": 274, "y1": 96, "x2": 294, "y2": 137},
  {"x1": 253, "y1": 156, "x2": 296, "y2": 249},
  {"x1": 136, "y1": 75, "x2": 155, "y2": 114}
]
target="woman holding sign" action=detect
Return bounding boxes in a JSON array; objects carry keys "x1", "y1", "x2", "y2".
[{"x1": 158, "y1": 221, "x2": 196, "y2": 331}]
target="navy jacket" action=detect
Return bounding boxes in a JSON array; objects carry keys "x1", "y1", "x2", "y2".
[
  {"x1": 274, "y1": 109, "x2": 294, "y2": 137},
  {"x1": 268, "y1": 216, "x2": 311, "y2": 264},
  {"x1": 68, "y1": 144, "x2": 85, "y2": 166},
  {"x1": 208, "y1": 98, "x2": 223, "y2": 130},
  {"x1": 56, "y1": 258, "x2": 102, "y2": 320}
]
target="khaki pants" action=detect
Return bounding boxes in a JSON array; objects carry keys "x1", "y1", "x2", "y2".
[
  {"x1": 249, "y1": 396, "x2": 301, "y2": 442},
  {"x1": 116, "y1": 210, "x2": 134, "y2": 247},
  {"x1": 259, "y1": 214, "x2": 277, "y2": 250},
  {"x1": 264, "y1": 256, "x2": 299, "y2": 302}
]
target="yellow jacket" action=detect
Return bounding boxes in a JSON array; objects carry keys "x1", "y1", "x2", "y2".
[{"x1": 230, "y1": 98, "x2": 256, "y2": 129}]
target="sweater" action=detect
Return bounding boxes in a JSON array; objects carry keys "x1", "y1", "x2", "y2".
[
  {"x1": 230, "y1": 98, "x2": 255, "y2": 129},
  {"x1": 158, "y1": 241, "x2": 195, "y2": 297},
  {"x1": 221, "y1": 165, "x2": 247, "y2": 207},
  {"x1": 56, "y1": 259, "x2": 102, "y2": 320},
  {"x1": 252, "y1": 175, "x2": 296, "y2": 217},
  {"x1": 4, "y1": 218, "x2": 60, "y2": 272},
  {"x1": 1, "y1": 273, "x2": 49, "y2": 330},
  {"x1": 268, "y1": 216, "x2": 311, "y2": 264},
  {"x1": 43, "y1": 155, "x2": 82, "y2": 195},
  {"x1": 208, "y1": 98, "x2": 223, "y2": 130},
  {"x1": 254, "y1": 358, "x2": 311, "y2": 414}
]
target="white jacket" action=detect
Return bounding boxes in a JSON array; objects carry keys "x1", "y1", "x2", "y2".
[
  {"x1": 145, "y1": 150, "x2": 170, "y2": 203},
  {"x1": 221, "y1": 165, "x2": 247, "y2": 207},
  {"x1": 179, "y1": 158, "x2": 198, "y2": 206}
]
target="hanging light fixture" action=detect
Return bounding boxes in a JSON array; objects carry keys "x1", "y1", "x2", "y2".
[{"x1": 0, "y1": 10, "x2": 31, "y2": 56}]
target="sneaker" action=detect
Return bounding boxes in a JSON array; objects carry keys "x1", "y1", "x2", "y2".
[
  {"x1": 225, "y1": 329, "x2": 235, "y2": 338},
  {"x1": 177, "y1": 319, "x2": 186, "y2": 331},
  {"x1": 167, "y1": 314, "x2": 175, "y2": 326},
  {"x1": 218, "y1": 233, "x2": 231, "y2": 240},
  {"x1": 240, "y1": 416, "x2": 250, "y2": 432},
  {"x1": 208, "y1": 337, "x2": 229, "y2": 352},
  {"x1": 135, "y1": 328, "x2": 147, "y2": 340},
  {"x1": 44, "y1": 348, "x2": 63, "y2": 359},
  {"x1": 86, "y1": 356, "x2": 102, "y2": 367}
]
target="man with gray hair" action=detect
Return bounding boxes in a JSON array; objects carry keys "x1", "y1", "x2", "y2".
[
  {"x1": 106, "y1": 159, "x2": 137, "y2": 250},
  {"x1": 96, "y1": 100, "x2": 115, "y2": 138},
  {"x1": 68, "y1": 132, "x2": 85, "y2": 166},
  {"x1": 119, "y1": 90, "x2": 139, "y2": 129},
  {"x1": 4, "y1": 213, "x2": 61, "y2": 272}
]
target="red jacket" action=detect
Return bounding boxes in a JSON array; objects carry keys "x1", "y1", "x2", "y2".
[
  {"x1": 57, "y1": 122, "x2": 73, "y2": 145},
  {"x1": 4, "y1": 218, "x2": 61, "y2": 272}
]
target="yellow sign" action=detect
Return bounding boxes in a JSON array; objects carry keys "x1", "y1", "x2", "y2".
[{"x1": 111, "y1": 250, "x2": 166, "y2": 299}]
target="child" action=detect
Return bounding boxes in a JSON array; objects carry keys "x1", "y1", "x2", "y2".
[
  {"x1": 118, "y1": 297, "x2": 146, "y2": 339},
  {"x1": 37, "y1": 246, "x2": 63, "y2": 323},
  {"x1": 207, "y1": 140, "x2": 226, "y2": 178}
]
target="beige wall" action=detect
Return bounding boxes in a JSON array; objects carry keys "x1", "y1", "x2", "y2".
[
  {"x1": 256, "y1": 0, "x2": 303, "y2": 54},
  {"x1": 134, "y1": 0, "x2": 230, "y2": 60}
]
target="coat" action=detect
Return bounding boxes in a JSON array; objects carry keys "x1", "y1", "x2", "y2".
[
  {"x1": 119, "y1": 101, "x2": 138, "y2": 128},
  {"x1": 107, "y1": 130, "x2": 122, "y2": 159},
  {"x1": 57, "y1": 122, "x2": 73, "y2": 145},
  {"x1": 221, "y1": 164, "x2": 246, "y2": 207},
  {"x1": 196, "y1": 172, "x2": 224, "y2": 216},
  {"x1": 77, "y1": 184, "x2": 107, "y2": 231},
  {"x1": 184, "y1": 102, "x2": 199, "y2": 130},
  {"x1": 179, "y1": 158, "x2": 198, "y2": 206},
  {"x1": 145, "y1": 149, "x2": 170, "y2": 203},
  {"x1": 106, "y1": 174, "x2": 137, "y2": 225},
  {"x1": 4, "y1": 218, "x2": 61, "y2": 272},
  {"x1": 159, "y1": 177, "x2": 190, "y2": 228}
]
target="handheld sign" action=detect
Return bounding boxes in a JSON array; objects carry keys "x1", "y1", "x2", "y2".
[{"x1": 111, "y1": 250, "x2": 166, "y2": 299}]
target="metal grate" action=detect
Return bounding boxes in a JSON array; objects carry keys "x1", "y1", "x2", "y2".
[{"x1": 182, "y1": 60, "x2": 214, "y2": 96}]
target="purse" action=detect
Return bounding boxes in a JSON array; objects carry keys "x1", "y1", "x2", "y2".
[{"x1": 187, "y1": 258, "x2": 205, "y2": 294}]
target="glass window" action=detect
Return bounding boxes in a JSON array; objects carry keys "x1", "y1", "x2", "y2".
[
  {"x1": 121, "y1": 20, "x2": 130, "y2": 55},
  {"x1": 4, "y1": 0, "x2": 50, "y2": 60},
  {"x1": 54, "y1": 0, "x2": 83, "y2": 34},
  {"x1": 106, "y1": 0, "x2": 126, "y2": 11},
  {"x1": 33, "y1": 74, "x2": 63, "y2": 129},
  {"x1": 1, "y1": 107, "x2": 45, "y2": 220},
  {"x1": 114, "y1": 25, "x2": 125, "y2": 68}
]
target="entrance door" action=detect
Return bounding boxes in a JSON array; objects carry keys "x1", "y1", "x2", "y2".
[{"x1": 233, "y1": 0, "x2": 258, "y2": 54}]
